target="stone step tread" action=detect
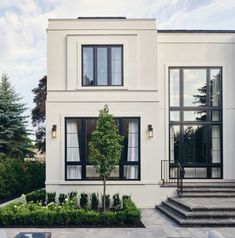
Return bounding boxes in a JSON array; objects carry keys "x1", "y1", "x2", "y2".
[
  {"x1": 182, "y1": 183, "x2": 235, "y2": 188},
  {"x1": 168, "y1": 197, "x2": 235, "y2": 211},
  {"x1": 181, "y1": 192, "x2": 235, "y2": 197},
  {"x1": 182, "y1": 188, "x2": 235, "y2": 192},
  {"x1": 157, "y1": 205, "x2": 235, "y2": 227},
  {"x1": 161, "y1": 201, "x2": 235, "y2": 218}
]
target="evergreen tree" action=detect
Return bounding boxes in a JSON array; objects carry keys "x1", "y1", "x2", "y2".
[
  {"x1": 89, "y1": 105, "x2": 123, "y2": 211},
  {"x1": 32, "y1": 76, "x2": 46, "y2": 153},
  {"x1": 0, "y1": 74, "x2": 33, "y2": 159}
]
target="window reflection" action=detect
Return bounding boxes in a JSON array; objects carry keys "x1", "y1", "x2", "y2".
[
  {"x1": 170, "y1": 126, "x2": 180, "y2": 162},
  {"x1": 184, "y1": 69, "x2": 207, "y2": 107},
  {"x1": 183, "y1": 125, "x2": 207, "y2": 164},
  {"x1": 210, "y1": 69, "x2": 221, "y2": 107},
  {"x1": 170, "y1": 111, "x2": 180, "y2": 121},
  {"x1": 83, "y1": 47, "x2": 94, "y2": 86},
  {"x1": 170, "y1": 69, "x2": 180, "y2": 106},
  {"x1": 184, "y1": 111, "x2": 207, "y2": 121},
  {"x1": 97, "y1": 47, "x2": 108, "y2": 85},
  {"x1": 111, "y1": 47, "x2": 122, "y2": 85}
]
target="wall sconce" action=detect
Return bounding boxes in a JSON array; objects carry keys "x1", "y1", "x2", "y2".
[
  {"x1": 51, "y1": 125, "x2": 57, "y2": 138},
  {"x1": 148, "y1": 124, "x2": 153, "y2": 138}
]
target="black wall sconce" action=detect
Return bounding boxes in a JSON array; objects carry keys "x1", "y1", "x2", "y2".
[
  {"x1": 51, "y1": 125, "x2": 57, "y2": 138},
  {"x1": 148, "y1": 124, "x2": 153, "y2": 138}
]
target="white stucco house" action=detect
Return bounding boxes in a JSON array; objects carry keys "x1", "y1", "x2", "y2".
[{"x1": 46, "y1": 17, "x2": 235, "y2": 208}]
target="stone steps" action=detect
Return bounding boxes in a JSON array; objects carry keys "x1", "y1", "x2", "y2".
[
  {"x1": 157, "y1": 205, "x2": 235, "y2": 227},
  {"x1": 162, "y1": 200, "x2": 235, "y2": 219},
  {"x1": 156, "y1": 183, "x2": 235, "y2": 227}
]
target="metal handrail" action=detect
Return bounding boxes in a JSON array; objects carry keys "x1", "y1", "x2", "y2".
[
  {"x1": 160, "y1": 160, "x2": 184, "y2": 197},
  {"x1": 176, "y1": 161, "x2": 184, "y2": 196}
]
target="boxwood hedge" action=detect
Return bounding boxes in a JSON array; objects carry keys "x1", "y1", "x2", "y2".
[{"x1": 0, "y1": 196, "x2": 141, "y2": 227}]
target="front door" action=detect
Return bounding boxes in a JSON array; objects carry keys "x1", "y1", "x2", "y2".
[{"x1": 169, "y1": 67, "x2": 222, "y2": 179}]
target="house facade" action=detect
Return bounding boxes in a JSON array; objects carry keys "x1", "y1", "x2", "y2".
[{"x1": 46, "y1": 17, "x2": 235, "y2": 208}]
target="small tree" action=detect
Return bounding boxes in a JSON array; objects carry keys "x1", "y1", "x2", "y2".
[{"x1": 89, "y1": 105, "x2": 123, "y2": 211}]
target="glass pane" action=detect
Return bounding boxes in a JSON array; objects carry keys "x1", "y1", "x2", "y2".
[
  {"x1": 124, "y1": 165, "x2": 138, "y2": 179},
  {"x1": 211, "y1": 111, "x2": 221, "y2": 121},
  {"x1": 184, "y1": 111, "x2": 207, "y2": 121},
  {"x1": 212, "y1": 168, "x2": 221, "y2": 178},
  {"x1": 183, "y1": 125, "x2": 207, "y2": 163},
  {"x1": 83, "y1": 47, "x2": 94, "y2": 85},
  {"x1": 123, "y1": 119, "x2": 139, "y2": 134},
  {"x1": 170, "y1": 69, "x2": 180, "y2": 106},
  {"x1": 66, "y1": 119, "x2": 81, "y2": 162},
  {"x1": 183, "y1": 69, "x2": 207, "y2": 107},
  {"x1": 170, "y1": 126, "x2": 180, "y2": 162},
  {"x1": 184, "y1": 167, "x2": 207, "y2": 178},
  {"x1": 111, "y1": 47, "x2": 122, "y2": 85},
  {"x1": 86, "y1": 119, "x2": 97, "y2": 159},
  {"x1": 67, "y1": 148, "x2": 80, "y2": 162},
  {"x1": 66, "y1": 119, "x2": 81, "y2": 133},
  {"x1": 211, "y1": 126, "x2": 221, "y2": 163},
  {"x1": 67, "y1": 165, "x2": 81, "y2": 179},
  {"x1": 123, "y1": 119, "x2": 139, "y2": 162},
  {"x1": 97, "y1": 47, "x2": 108, "y2": 85},
  {"x1": 86, "y1": 165, "x2": 99, "y2": 179},
  {"x1": 170, "y1": 111, "x2": 180, "y2": 121},
  {"x1": 210, "y1": 69, "x2": 221, "y2": 106},
  {"x1": 112, "y1": 72, "x2": 122, "y2": 86},
  {"x1": 110, "y1": 166, "x2": 120, "y2": 178}
]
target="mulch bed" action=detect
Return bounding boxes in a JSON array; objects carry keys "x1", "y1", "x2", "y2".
[{"x1": 0, "y1": 221, "x2": 145, "y2": 228}]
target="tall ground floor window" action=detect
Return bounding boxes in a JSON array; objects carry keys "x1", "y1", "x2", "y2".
[
  {"x1": 169, "y1": 67, "x2": 222, "y2": 179},
  {"x1": 65, "y1": 117, "x2": 140, "y2": 181}
]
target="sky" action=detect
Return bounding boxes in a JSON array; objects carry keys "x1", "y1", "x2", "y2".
[{"x1": 0, "y1": 0, "x2": 235, "y2": 135}]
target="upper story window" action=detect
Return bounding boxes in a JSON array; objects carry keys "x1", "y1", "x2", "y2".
[{"x1": 82, "y1": 45, "x2": 123, "y2": 86}]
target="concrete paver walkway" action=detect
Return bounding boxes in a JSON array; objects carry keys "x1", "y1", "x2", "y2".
[{"x1": 3, "y1": 209, "x2": 235, "y2": 238}]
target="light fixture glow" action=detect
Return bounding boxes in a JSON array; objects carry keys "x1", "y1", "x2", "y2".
[
  {"x1": 148, "y1": 124, "x2": 153, "y2": 138},
  {"x1": 51, "y1": 125, "x2": 57, "y2": 138}
]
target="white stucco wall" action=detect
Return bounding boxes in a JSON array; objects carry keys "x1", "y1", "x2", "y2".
[
  {"x1": 46, "y1": 19, "x2": 174, "y2": 208},
  {"x1": 46, "y1": 18, "x2": 235, "y2": 208}
]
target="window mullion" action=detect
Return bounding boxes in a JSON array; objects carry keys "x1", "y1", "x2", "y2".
[{"x1": 94, "y1": 47, "x2": 97, "y2": 86}]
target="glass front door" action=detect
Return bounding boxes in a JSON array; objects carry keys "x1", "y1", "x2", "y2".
[{"x1": 169, "y1": 67, "x2": 222, "y2": 179}]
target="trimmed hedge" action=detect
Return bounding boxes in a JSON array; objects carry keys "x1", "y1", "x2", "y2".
[
  {"x1": 0, "y1": 197, "x2": 141, "y2": 227},
  {"x1": 0, "y1": 159, "x2": 45, "y2": 200}
]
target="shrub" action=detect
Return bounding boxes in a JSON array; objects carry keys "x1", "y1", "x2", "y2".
[
  {"x1": 80, "y1": 193, "x2": 88, "y2": 209},
  {"x1": 90, "y1": 193, "x2": 99, "y2": 210},
  {"x1": 25, "y1": 161, "x2": 45, "y2": 190},
  {"x1": 68, "y1": 191, "x2": 77, "y2": 200},
  {"x1": 112, "y1": 193, "x2": 121, "y2": 211},
  {"x1": 46, "y1": 192, "x2": 56, "y2": 204},
  {"x1": 0, "y1": 159, "x2": 45, "y2": 200},
  {"x1": 0, "y1": 196, "x2": 141, "y2": 227},
  {"x1": 26, "y1": 190, "x2": 46, "y2": 204},
  {"x1": 58, "y1": 193, "x2": 67, "y2": 205},
  {"x1": 102, "y1": 194, "x2": 110, "y2": 209}
]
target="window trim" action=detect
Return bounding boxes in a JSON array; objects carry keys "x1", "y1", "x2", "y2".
[
  {"x1": 81, "y1": 45, "x2": 124, "y2": 87},
  {"x1": 65, "y1": 117, "x2": 140, "y2": 181}
]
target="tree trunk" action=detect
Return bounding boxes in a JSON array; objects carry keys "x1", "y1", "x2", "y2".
[{"x1": 103, "y1": 176, "x2": 106, "y2": 211}]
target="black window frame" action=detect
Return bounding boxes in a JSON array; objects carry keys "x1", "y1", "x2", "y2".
[
  {"x1": 169, "y1": 67, "x2": 223, "y2": 179},
  {"x1": 65, "y1": 117, "x2": 140, "y2": 181},
  {"x1": 81, "y1": 45, "x2": 124, "y2": 87}
]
